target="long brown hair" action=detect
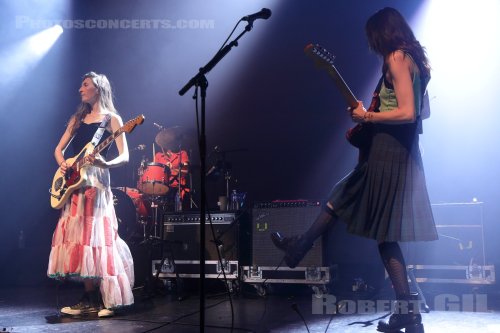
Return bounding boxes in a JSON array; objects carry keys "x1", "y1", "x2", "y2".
[
  {"x1": 365, "y1": 7, "x2": 431, "y2": 79},
  {"x1": 69, "y1": 71, "x2": 118, "y2": 135}
]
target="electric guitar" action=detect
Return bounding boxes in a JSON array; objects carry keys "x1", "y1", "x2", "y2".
[
  {"x1": 50, "y1": 114, "x2": 145, "y2": 209},
  {"x1": 304, "y1": 43, "x2": 373, "y2": 149}
]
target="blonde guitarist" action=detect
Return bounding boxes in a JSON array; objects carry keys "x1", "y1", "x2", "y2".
[{"x1": 48, "y1": 72, "x2": 134, "y2": 318}]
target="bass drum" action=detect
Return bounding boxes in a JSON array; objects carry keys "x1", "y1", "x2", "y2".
[{"x1": 112, "y1": 187, "x2": 148, "y2": 243}]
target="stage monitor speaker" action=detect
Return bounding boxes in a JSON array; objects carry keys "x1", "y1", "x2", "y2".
[
  {"x1": 404, "y1": 202, "x2": 486, "y2": 266},
  {"x1": 252, "y1": 203, "x2": 323, "y2": 267},
  {"x1": 162, "y1": 212, "x2": 239, "y2": 261}
]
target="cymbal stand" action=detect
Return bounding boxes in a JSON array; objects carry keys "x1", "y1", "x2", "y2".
[
  {"x1": 187, "y1": 149, "x2": 198, "y2": 209},
  {"x1": 215, "y1": 149, "x2": 232, "y2": 198},
  {"x1": 224, "y1": 168, "x2": 232, "y2": 199},
  {"x1": 151, "y1": 196, "x2": 160, "y2": 238},
  {"x1": 176, "y1": 143, "x2": 183, "y2": 212},
  {"x1": 139, "y1": 216, "x2": 148, "y2": 241}
]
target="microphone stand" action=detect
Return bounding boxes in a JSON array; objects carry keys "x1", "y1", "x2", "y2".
[{"x1": 178, "y1": 21, "x2": 255, "y2": 333}]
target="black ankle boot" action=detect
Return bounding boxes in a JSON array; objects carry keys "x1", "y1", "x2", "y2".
[
  {"x1": 270, "y1": 232, "x2": 313, "y2": 268},
  {"x1": 377, "y1": 292, "x2": 424, "y2": 333}
]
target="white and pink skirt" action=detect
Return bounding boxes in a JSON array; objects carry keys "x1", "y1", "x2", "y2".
[{"x1": 47, "y1": 166, "x2": 134, "y2": 309}]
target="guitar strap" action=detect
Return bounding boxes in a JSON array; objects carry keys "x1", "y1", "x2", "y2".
[
  {"x1": 91, "y1": 114, "x2": 111, "y2": 147},
  {"x1": 367, "y1": 76, "x2": 384, "y2": 113}
]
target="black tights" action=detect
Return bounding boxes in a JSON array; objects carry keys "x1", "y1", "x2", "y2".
[
  {"x1": 303, "y1": 204, "x2": 336, "y2": 244},
  {"x1": 378, "y1": 242, "x2": 410, "y2": 299},
  {"x1": 302, "y1": 205, "x2": 410, "y2": 300}
]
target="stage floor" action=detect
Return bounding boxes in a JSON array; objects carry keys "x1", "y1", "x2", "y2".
[{"x1": 1, "y1": 282, "x2": 500, "y2": 333}]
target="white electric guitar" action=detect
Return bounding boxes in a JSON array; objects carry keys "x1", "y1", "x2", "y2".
[{"x1": 50, "y1": 114, "x2": 145, "y2": 209}]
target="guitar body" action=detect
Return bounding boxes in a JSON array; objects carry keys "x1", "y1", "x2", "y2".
[
  {"x1": 49, "y1": 114, "x2": 145, "y2": 209},
  {"x1": 346, "y1": 122, "x2": 373, "y2": 148},
  {"x1": 50, "y1": 142, "x2": 93, "y2": 209}
]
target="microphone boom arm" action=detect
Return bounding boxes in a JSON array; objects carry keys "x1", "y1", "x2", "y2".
[{"x1": 178, "y1": 22, "x2": 254, "y2": 96}]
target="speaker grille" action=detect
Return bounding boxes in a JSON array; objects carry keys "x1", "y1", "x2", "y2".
[
  {"x1": 163, "y1": 212, "x2": 238, "y2": 261},
  {"x1": 252, "y1": 205, "x2": 322, "y2": 267}
]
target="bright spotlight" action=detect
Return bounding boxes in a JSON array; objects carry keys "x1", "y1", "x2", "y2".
[
  {"x1": 27, "y1": 24, "x2": 63, "y2": 57},
  {"x1": 0, "y1": 24, "x2": 63, "y2": 98}
]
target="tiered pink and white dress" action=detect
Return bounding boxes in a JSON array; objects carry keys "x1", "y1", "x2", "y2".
[{"x1": 47, "y1": 122, "x2": 134, "y2": 309}]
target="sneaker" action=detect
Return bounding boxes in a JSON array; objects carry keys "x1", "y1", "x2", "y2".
[
  {"x1": 60, "y1": 301, "x2": 99, "y2": 316},
  {"x1": 98, "y1": 308, "x2": 114, "y2": 318}
]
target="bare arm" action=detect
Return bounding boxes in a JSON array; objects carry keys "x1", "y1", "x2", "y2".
[
  {"x1": 54, "y1": 117, "x2": 75, "y2": 174},
  {"x1": 351, "y1": 51, "x2": 417, "y2": 124},
  {"x1": 94, "y1": 113, "x2": 129, "y2": 168}
]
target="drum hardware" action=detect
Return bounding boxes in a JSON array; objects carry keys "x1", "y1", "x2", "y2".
[
  {"x1": 206, "y1": 146, "x2": 248, "y2": 210},
  {"x1": 122, "y1": 123, "x2": 197, "y2": 245},
  {"x1": 187, "y1": 148, "x2": 196, "y2": 210},
  {"x1": 130, "y1": 144, "x2": 146, "y2": 152},
  {"x1": 149, "y1": 195, "x2": 163, "y2": 239},
  {"x1": 154, "y1": 125, "x2": 193, "y2": 212},
  {"x1": 134, "y1": 193, "x2": 186, "y2": 301},
  {"x1": 174, "y1": 141, "x2": 184, "y2": 212}
]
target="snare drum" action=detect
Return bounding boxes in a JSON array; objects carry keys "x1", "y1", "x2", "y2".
[{"x1": 137, "y1": 162, "x2": 170, "y2": 195}]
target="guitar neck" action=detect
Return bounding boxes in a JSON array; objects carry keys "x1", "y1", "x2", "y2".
[
  {"x1": 73, "y1": 130, "x2": 122, "y2": 170},
  {"x1": 94, "y1": 129, "x2": 123, "y2": 155},
  {"x1": 326, "y1": 65, "x2": 358, "y2": 108}
]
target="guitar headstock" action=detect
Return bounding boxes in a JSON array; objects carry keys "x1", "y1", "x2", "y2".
[
  {"x1": 122, "y1": 114, "x2": 145, "y2": 133},
  {"x1": 304, "y1": 43, "x2": 336, "y2": 69}
]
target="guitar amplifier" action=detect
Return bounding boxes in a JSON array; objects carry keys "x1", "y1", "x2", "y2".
[
  {"x1": 405, "y1": 202, "x2": 486, "y2": 267},
  {"x1": 162, "y1": 212, "x2": 240, "y2": 261},
  {"x1": 252, "y1": 203, "x2": 323, "y2": 267}
]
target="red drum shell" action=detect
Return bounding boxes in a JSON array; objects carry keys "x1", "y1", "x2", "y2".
[{"x1": 137, "y1": 163, "x2": 170, "y2": 195}]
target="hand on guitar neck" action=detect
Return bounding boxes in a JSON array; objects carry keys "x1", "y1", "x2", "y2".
[{"x1": 348, "y1": 101, "x2": 368, "y2": 123}]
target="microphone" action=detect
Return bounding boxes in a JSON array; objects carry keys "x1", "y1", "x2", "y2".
[
  {"x1": 242, "y1": 8, "x2": 272, "y2": 22},
  {"x1": 130, "y1": 144, "x2": 146, "y2": 151},
  {"x1": 153, "y1": 122, "x2": 164, "y2": 130}
]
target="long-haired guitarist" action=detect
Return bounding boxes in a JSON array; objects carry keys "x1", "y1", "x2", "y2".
[
  {"x1": 271, "y1": 8, "x2": 436, "y2": 333},
  {"x1": 47, "y1": 72, "x2": 134, "y2": 317}
]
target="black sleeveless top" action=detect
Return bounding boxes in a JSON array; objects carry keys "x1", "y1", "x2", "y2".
[{"x1": 71, "y1": 123, "x2": 112, "y2": 158}]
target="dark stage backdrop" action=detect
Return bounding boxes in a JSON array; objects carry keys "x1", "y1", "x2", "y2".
[{"x1": 0, "y1": 0, "x2": 498, "y2": 286}]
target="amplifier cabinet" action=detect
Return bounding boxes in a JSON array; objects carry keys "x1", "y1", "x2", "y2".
[
  {"x1": 252, "y1": 204, "x2": 323, "y2": 267},
  {"x1": 405, "y1": 202, "x2": 486, "y2": 267},
  {"x1": 162, "y1": 212, "x2": 239, "y2": 261}
]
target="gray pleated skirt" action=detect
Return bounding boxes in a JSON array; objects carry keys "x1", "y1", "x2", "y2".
[{"x1": 328, "y1": 123, "x2": 438, "y2": 242}]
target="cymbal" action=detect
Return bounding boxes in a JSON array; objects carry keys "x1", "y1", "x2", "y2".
[{"x1": 155, "y1": 126, "x2": 184, "y2": 149}]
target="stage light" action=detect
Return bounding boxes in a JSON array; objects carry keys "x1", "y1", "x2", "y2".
[
  {"x1": 0, "y1": 24, "x2": 63, "y2": 105},
  {"x1": 27, "y1": 24, "x2": 63, "y2": 57},
  {"x1": 410, "y1": 0, "x2": 500, "y2": 203}
]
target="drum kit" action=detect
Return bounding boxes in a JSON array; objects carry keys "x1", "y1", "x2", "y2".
[{"x1": 113, "y1": 125, "x2": 194, "y2": 243}]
